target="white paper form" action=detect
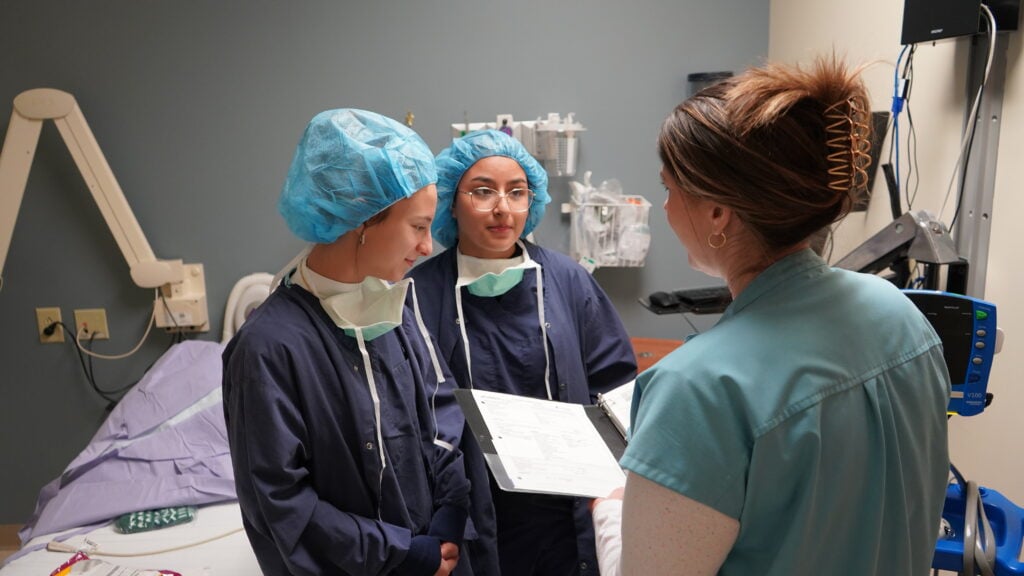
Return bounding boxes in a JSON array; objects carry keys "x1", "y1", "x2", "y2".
[
  {"x1": 597, "y1": 380, "x2": 635, "y2": 439},
  {"x1": 472, "y1": 389, "x2": 626, "y2": 498}
]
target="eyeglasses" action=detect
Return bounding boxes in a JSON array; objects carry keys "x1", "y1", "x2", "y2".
[{"x1": 459, "y1": 187, "x2": 534, "y2": 213}]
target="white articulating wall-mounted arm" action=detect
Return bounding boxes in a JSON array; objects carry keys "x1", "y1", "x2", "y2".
[{"x1": 0, "y1": 88, "x2": 208, "y2": 332}]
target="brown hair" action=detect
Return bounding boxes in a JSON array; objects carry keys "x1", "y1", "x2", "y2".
[
  {"x1": 658, "y1": 55, "x2": 872, "y2": 252},
  {"x1": 363, "y1": 205, "x2": 393, "y2": 228}
]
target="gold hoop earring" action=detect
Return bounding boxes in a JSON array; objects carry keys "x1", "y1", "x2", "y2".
[{"x1": 707, "y1": 231, "x2": 727, "y2": 249}]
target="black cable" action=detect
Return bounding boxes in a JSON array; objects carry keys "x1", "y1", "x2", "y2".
[
  {"x1": 159, "y1": 292, "x2": 181, "y2": 331},
  {"x1": 81, "y1": 331, "x2": 121, "y2": 405},
  {"x1": 52, "y1": 321, "x2": 117, "y2": 407},
  {"x1": 86, "y1": 330, "x2": 97, "y2": 388},
  {"x1": 902, "y1": 44, "x2": 916, "y2": 77},
  {"x1": 42, "y1": 307, "x2": 186, "y2": 412},
  {"x1": 680, "y1": 312, "x2": 700, "y2": 336},
  {"x1": 47, "y1": 321, "x2": 141, "y2": 408},
  {"x1": 165, "y1": 328, "x2": 180, "y2": 352},
  {"x1": 882, "y1": 163, "x2": 902, "y2": 220},
  {"x1": 82, "y1": 331, "x2": 140, "y2": 395},
  {"x1": 157, "y1": 292, "x2": 195, "y2": 346},
  {"x1": 886, "y1": 112, "x2": 896, "y2": 165},
  {"x1": 52, "y1": 321, "x2": 97, "y2": 391},
  {"x1": 962, "y1": 486, "x2": 976, "y2": 576}
]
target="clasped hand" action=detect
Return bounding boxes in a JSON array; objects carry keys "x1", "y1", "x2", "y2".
[{"x1": 434, "y1": 541, "x2": 460, "y2": 576}]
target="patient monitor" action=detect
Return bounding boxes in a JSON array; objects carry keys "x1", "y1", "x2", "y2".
[
  {"x1": 903, "y1": 290, "x2": 999, "y2": 416},
  {"x1": 0, "y1": 88, "x2": 208, "y2": 332}
]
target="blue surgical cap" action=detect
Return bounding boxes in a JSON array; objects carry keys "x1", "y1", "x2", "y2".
[
  {"x1": 278, "y1": 108, "x2": 437, "y2": 244},
  {"x1": 433, "y1": 129, "x2": 550, "y2": 248}
]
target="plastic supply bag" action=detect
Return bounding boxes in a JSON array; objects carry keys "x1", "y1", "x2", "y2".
[{"x1": 569, "y1": 172, "x2": 651, "y2": 268}]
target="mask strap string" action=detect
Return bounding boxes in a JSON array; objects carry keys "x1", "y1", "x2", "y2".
[
  {"x1": 518, "y1": 241, "x2": 552, "y2": 400},
  {"x1": 534, "y1": 264, "x2": 552, "y2": 400},
  {"x1": 272, "y1": 245, "x2": 313, "y2": 290},
  {"x1": 408, "y1": 280, "x2": 454, "y2": 451}
]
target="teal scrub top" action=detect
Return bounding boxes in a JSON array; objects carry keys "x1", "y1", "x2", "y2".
[{"x1": 621, "y1": 249, "x2": 950, "y2": 576}]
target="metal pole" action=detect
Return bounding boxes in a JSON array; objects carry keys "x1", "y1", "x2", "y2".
[{"x1": 953, "y1": 33, "x2": 1009, "y2": 299}]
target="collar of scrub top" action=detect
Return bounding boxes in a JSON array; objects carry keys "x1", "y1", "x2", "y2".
[
  {"x1": 453, "y1": 240, "x2": 552, "y2": 399},
  {"x1": 271, "y1": 244, "x2": 313, "y2": 290}
]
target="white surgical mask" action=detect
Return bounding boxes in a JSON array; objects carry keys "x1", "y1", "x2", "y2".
[
  {"x1": 457, "y1": 250, "x2": 531, "y2": 297},
  {"x1": 322, "y1": 278, "x2": 409, "y2": 341},
  {"x1": 296, "y1": 259, "x2": 407, "y2": 341},
  {"x1": 454, "y1": 241, "x2": 552, "y2": 399}
]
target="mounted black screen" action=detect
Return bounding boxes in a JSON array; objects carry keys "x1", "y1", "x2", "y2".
[
  {"x1": 905, "y1": 293, "x2": 974, "y2": 384},
  {"x1": 901, "y1": 0, "x2": 981, "y2": 45}
]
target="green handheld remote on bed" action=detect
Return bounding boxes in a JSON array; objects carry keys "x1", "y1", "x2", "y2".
[{"x1": 114, "y1": 506, "x2": 197, "y2": 534}]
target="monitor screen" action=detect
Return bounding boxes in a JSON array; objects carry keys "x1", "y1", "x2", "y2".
[
  {"x1": 901, "y1": 0, "x2": 982, "y2": 45},
  {"x1": 905, "y1": 293, "x2": 975, "y2": 385},
  {"x1": 922, "y1": 303, "x2": 973, "y2": 384}
]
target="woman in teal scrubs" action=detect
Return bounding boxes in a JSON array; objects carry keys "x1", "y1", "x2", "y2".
[{"x1": 593, "y1": 57, "x2": 951, "y2": 576}]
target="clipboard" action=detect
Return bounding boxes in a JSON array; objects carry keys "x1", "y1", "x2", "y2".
[
  {"x1": 595, "y1": 379, "x2": 635, "y2": 441},
  {"x1": 454, "y1": 384, "x2": 633, "y2": 499}
]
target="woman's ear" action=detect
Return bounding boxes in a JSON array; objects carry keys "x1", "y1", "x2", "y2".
[{"x1": 709, "y1": 204, "x2": 734, "y2": 234}]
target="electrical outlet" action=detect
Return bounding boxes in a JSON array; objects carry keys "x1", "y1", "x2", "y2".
[
  {"x1": 36, "y1": 307, "x2": 65, "y2": 343},
  {"x1": 74, "y1": 308, "x2": 109, "y2": 340}
]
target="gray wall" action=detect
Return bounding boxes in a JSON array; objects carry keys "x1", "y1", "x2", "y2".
[{"x1": 0, "y1": 1, "x2": 768, "y2": 523}]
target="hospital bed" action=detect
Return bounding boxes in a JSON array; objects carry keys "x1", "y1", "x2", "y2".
[{"x1": 0, "y1": 273, "x2": 274, "y2": 576}]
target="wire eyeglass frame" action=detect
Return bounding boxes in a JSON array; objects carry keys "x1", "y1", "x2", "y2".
[{"x1": 459, "y1": 187, "x2": 534, "y2": 213}]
